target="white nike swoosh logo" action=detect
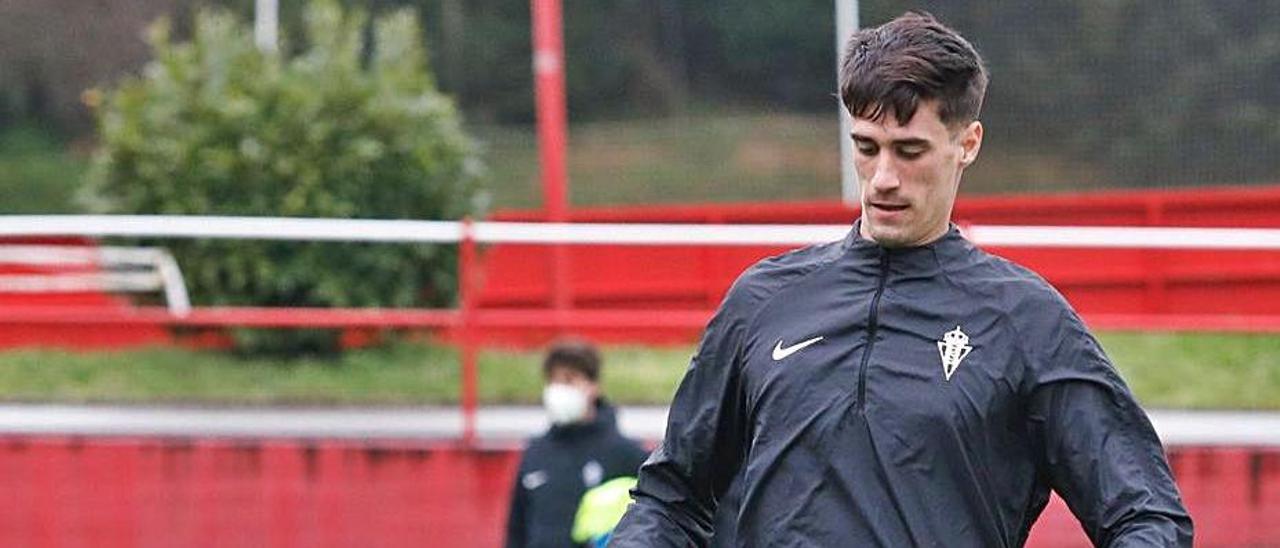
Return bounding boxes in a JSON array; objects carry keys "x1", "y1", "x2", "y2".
[
  {"x1": 522, "y1": 470, "x2": 548, "y2": 490},
  {"x1": 772, "y1": 336, "x2": 824, "y2": 360}
]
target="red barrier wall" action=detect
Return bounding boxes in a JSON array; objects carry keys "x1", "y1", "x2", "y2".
[
  {"x1": 478, "y1": 185, "x2": 1280, "y2": 344},
  {"x1": 0, "y1": 437, "x2": 1273, "y2": 547},
  {"x1": 0, "y1": 437, "x2": 520, "y2": 548}
]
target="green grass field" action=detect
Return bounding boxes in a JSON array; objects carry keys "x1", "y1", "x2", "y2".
[
  {"x1": 0, "y1": 124, "x2": 87, "y2": 214},
  {"x1": 0, "y1": 332, "x2": 1274, "y2": 409},
  {"x1": 471, "y1": 112, "x2": 843, "y2": 210},
  {"x1": 470, "y1": 111, "x2": 1106, "y2": 211}
]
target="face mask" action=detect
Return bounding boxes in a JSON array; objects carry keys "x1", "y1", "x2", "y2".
[{"x1": 543, "y1": 383, "x2": 590, "y2": 425}]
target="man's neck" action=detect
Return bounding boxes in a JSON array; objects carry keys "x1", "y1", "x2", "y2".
[{"x1": 858, "y1": 220, "x2": 950, "y2": 249}]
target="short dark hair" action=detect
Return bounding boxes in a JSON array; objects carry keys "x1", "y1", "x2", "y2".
[
  {"x1": 839, "y1": 11, "x2": 988, "y2": 128},
  {"x1": 542, "y1": 338, "x2": 601, "y2": 382}
]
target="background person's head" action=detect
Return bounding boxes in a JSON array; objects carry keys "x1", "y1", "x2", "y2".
[
  {"x1": 541, "y1": 339, "x2": 602, "y2": 425},
  {"x1": 840, "y1": 11, "x2": 988, "y2": 248}
]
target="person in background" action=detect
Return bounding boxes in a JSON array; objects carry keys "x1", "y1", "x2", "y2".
[{"x1": 504, "y1": 339, "x2": 648, "y2": 548}]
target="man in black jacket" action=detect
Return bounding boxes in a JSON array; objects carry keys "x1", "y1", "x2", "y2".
[
  {"x1": 505, "y1": 339, "x2": 649, "y2": 548},
  {"x1": 610, "y1": 11, "x2": 1192, "y2": 547}
]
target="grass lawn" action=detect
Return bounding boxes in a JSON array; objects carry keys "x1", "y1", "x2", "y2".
[
  {"x1": 470, "y1": 111, "x2": 1107, "y2": 212},
  {"x1": 0, "y1": 332, "x2": 1274, "y2": 409},
  {"x1": 0, "y1": 124, "x2": 87, "y2": 214},
  {"x1": 1100, "y1": 332, "x2": 1280, "y2": 410},
  {"x1": 471, "y1": 112, "x2": 843, "y2": 210},
  {"x1": 0, "y1": 342, "x2": 694, "y2": 406}
]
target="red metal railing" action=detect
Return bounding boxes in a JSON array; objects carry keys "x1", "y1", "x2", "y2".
[
  {"x1": 474, "y1": 185, "x2": 1280, "y2": 343},
  {"x1": 2, "y1": 186, "x2": 1280, "y2": 438}
]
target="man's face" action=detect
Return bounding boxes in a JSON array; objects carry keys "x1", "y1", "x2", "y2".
[
  {"x1": 851, "y1": 100, "x2": 982, "y2": 248},
  {"x1": 546, "y1": 365, "x2": 599, "y2": 401},
  {"x1": 543, "y1": 364, "x2": 600, "y2": 424}
]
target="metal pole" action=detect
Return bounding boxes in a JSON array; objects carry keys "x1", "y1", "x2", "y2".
[
  {"x1": 254, "y1": 0, "x2": 279, "y2": 54},
  {"x1": 529, "y1": 0, "x2": 570, "y2": 312},
  {"x1": 459, "y1": 218, "x2": 479, "y2": 446},
  {"x1": 531, "y1": 0, "x2": 573, "y2": 312},
  {"x1": 836, "y1": 0, "x2": 859, "y2": 206},
  {"x1": 531, "y1": 0, "x2": 570, "y2": 221}
]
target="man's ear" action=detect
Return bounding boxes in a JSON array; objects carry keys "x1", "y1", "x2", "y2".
[{"x1": 960, "y1": 120, "x2": 983, "y2": 167}]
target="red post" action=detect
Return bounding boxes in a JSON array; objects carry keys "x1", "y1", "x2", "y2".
[
  {"x1": 459, "y1": 218, "x2": 479, "y2": 446},
  {"x1": 1143, "y1": 200, "x2": 1167, "y2": 315},
  {"x1": 532, "y1": 0, "x2": 573, "y2": 312},
  {"x1": 532, "y1": 0, "x2": 569, "y2": 222}
]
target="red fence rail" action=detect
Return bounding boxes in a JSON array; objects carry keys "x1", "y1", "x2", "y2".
[
  {"x1": 3, "y1": 186, "x2": 1279, "y2": 350},
  {"x1": 478, "y1": 185, "x2": 1280, "y2": 344},
  {"x1": 0, "y1": 437, "x2": 1272, "y2": 547},
  {"x1": 2, "y1": 187, "x2": 1279, "y2": 440}
]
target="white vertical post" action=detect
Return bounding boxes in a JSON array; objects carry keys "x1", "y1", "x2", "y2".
[
  {"x1": 836, "y1": 0, "x2": 859, "y2": 206},
  {"x1": 255, "y1": 0, "x2": 279, "y2": 53}
]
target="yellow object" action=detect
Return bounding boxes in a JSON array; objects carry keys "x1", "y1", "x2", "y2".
[{"x1": 571, "y1": 476, "x2": 638, "y2": 544}]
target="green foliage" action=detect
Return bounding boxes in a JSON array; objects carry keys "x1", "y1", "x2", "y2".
[
  {"x1": 87, "y1": 0, "x2": 483, "y2": 357},
  {"x1": 0, "y1": 124, "x2": 87, "y2": 213}
]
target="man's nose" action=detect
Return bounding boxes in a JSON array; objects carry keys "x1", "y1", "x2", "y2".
[{"x1": 869, "y1": 157, "x2": 900, "y2": 192}]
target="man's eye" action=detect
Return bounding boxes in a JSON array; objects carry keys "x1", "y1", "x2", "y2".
[
  {"x1": 897, "y1": 146, "x2": 925, "y2": 159},
  {"x1": 855, "y1": 142, "x2": 878, "y2": 155}
]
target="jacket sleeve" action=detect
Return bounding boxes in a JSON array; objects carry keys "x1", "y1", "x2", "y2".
[
  {"x1": 1023, "y1": 304, "x2": 1193, "y2": 547},
  {"x1": 504, "y1": 454, "x2": 529, "y2": 548},
  {"x1": 609, "y1": 291, "x2": 752, "y2": 547}
]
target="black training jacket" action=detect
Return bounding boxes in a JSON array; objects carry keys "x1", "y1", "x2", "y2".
[
  {"x1": 610, "y1": 224, "x2": 1192, "y2": 547},
  {"x1": 506, "y1": 400, "x2": 649, "y2": 548}
]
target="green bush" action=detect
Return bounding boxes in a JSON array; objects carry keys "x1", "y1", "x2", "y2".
[{"x1": 87, "y1": 0, "x2": 483, "y2": 357}]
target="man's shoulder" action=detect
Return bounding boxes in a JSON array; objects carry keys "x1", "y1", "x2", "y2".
[
  {"x1": 603, "y1": 432, "x2": 649, "y2": 461},
  {"x1": 519, "y1": 425, "x2": 645, "y2": 469},
  {"x1": 956, "y1": 246, "x2": 1073, "y2": 312},
  {"x1": 522, "y1": 428, "x2": 573, "y2": 453},
  {"x1": 722, "y1": 238, "x2": 847, "y2": 314},
  {"x1": 522, "y1": 432, "x2": 554, "y2": 454}
]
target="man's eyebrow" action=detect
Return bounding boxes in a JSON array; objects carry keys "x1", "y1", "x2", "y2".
[
  {"x1": 889, "y1": 138, "x2": 930, "y2": 147},
  {"x1": 849, "y1": 133, "x2": 931, "y2": 147}
]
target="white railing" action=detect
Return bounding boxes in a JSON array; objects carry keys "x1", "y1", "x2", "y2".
[
  {"x1": 0, "y1": 215, "x2": 1278, "y2": 249},
  {"x1": 0, "y1": 244, "x2": 190, "y2": 315}
]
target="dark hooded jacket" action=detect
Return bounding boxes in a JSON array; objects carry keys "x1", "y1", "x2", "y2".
[
  {"x1": 610, "y1": 224, "x2": 1192, "y2": 547},
  {"x1": 506, "y1": 399, "x2": 649, "y2": 548}
]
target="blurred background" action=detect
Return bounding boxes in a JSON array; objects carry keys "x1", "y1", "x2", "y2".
[
  {"x1": 7, "y1": 0, "x2": 1280, "y2": 211},
  {"x1": 0, "y1": 0, "x2": 1278, "y2": 546}
]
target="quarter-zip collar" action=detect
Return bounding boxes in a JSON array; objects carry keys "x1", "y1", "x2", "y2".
[{"x1": 843, "y1": 220, "x2": 974, "y2": 279}]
